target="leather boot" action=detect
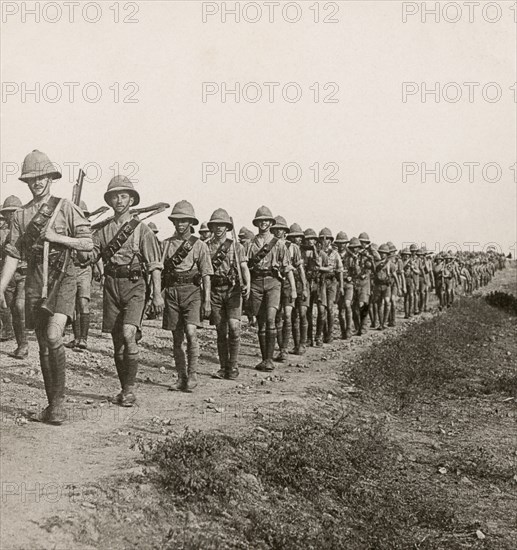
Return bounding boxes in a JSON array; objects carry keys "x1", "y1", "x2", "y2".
[
  {"x1": 339, "y1": 314, "x2": 346, "y2": 339},
  {"x1": 0, "y1": 307, "x2": 14, "y2": 341},
  {"x1": 186, "y1": 337, "x2": 199, "y2": 391},
  {"x1": 280, "y1": 315, "x2": 291, "y2": 359},
  {"x1": 324, "y1": 308, "x2": 334, "y2": 343},
  {"x1": 171, "y1": 346, "x2": 188, "y2": 392},
  {"x1": 77, "y1": 313, "x2": 90, "y2": 350},
  {"x1": 226, "y1": 331, "x2": 240, "y2": 380},
  {"x1": 299, "y1": 313, "x2": 308, "y2": 354},
  {"x1": 275, "y1": 316, "x2": 283, "y2": 357},
  {"x1": 66, "y1": 316, "x2": 80, "y2": 348},
  {"x1": 255, "y1": 330, "x2": 267, "y2": 370},
  {"x1": 9, "y1": 305, "x2": 28, "y2": 358},
  {"x1": 46, "y1": 345, "x2": 67, "y2": 425},
  {"x1": 263, "y1": 329, "x2": 276, "y2": 371},
  {"x1": 345, "y1": 307, "x2": 353, "y2": 339},
  {"x1": 291, "y1": 317, "x2": 300, "y2": 354},
  {"x1": 359, "y1": 304, "x2": 370, "y2": 336},
  {"x1": 213, "y1": 331, "x2": 228, "y2": 379},
  {"x1": 117, "y1": 351, "x2": 138, "y2": 406},
  {"x1": 315, "y1": 313, "x2": 323, "y2": 346}
]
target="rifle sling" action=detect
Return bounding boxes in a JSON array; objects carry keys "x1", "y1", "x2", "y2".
[
  {"x1": 249, "y1": 236, "x2": 278, "y2": 270},
  {"x1": 211, "y1": 239, "x2": 233, "y2": 272},
  {"x1": 101, "y1": 218, "x2": 140, "y2": 264},
  {"x1": 24, "y1": 196, "x2": 61, "y2": 249},
  {"x1": 163, "y1": 235, "x2": 199, "y2": 273}
]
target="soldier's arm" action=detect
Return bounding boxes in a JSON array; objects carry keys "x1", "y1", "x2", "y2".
[{"x1": 139, "y1": 225, "x2": 163, "y2": 309}]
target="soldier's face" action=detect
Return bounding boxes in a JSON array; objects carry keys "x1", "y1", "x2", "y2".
[
  {"x1": 26, "y1": 175, "x2": 52, "y2": 198},
  {"x1": 257, "y1": 220, "x2": 272, "y2": 232},
  {"x1": 293, "y1": 236, "x2": 302, "y2": 246},
  {"x1": 109, "y1": 192, "x2": 133, "y2": 214},
  {"x1": 212, "y1": 223, "x2": 226, "y2": 239},
  {"x1": 272, "y1": 228, "x2": 286, "y2": 239},
  {"x1": 337, "y1": 243, "x2": 347, "y2": 252},
  {"x1": 320, "y1": 237, "x2": 330, "y2": 247},
  {"x1": 173, "y1": 218, "x2": 191, "y2": 235}
]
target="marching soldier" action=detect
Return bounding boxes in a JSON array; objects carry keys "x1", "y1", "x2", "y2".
[
  {"x1": 401, "y1": 247, "x2": 418, "y2": 318},
  {"x1": 287, "y1": 223, "x2": 309, "y2": 354},
  {"x1": 387, "y1": 242, "x2": 404, "y2": 327},
  {"x1": 161, "y1": 201, "x2": 213, "y2": 391},
  {"x1": 272, "y1": 216, "x2": 307, "y2": 362},
  {"x1": 318, "y1": 228, "x2": 343, "y2": 343},
  {"x1": 0, "y1": 150, "x2": 94, "y2": 424},
  {"x1": 0, "y1": 211, "x2": 15, "y2": 342},
  {"x1": 336, "y1": 232, "x2": 355, "y2": 339},
  {"x1": 93, "y1": 176, "x2": 164, "y2": 406},
  {"x1": 65, "y1": 200, "x2": 93, "y2": 351},
  {"x1": 416, "y1": 247, "x2": 434, "y2": 313},
  {"x1": 238, "y1": 226, "x2": 256, "y2": 326},
  {"x1": 199, "y1": 222, "x2": 211, "y2": 242},
  {"x1": 206, "y1": 208, "x2": 250, "y2": 380},
  {"x1": 409, "y1": 243, "x2": 420, "y2": 314},
  {"x1": 374, "y1": 244, "x2": 396, "y2": 330},
  {"x1": 246, "y1": 206, "x2": 295, "y2": 371},
  {"x1": 348, "y1": 237, "x2": 373, "y2": 336},
  {"x1": 0, "y1": 196, "x2": 28, "y2": 358},
  {"x1": 148, "y1": 222, "x2": 161, "y2": 247}
]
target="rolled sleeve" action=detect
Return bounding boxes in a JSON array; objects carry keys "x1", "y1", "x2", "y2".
[
  {"x1": 5, "y1": 212, "x2": 23, "y2": 260},
  {"x1": 197, "y1": 242, "x2": 214, "y2": 276},
  {"x1": 140, "y1": 224, "x2": 163, "y2": 272}
]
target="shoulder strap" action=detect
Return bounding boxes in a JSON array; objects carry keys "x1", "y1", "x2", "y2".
[
  {"x1": 23, "y1": 196, "x2": 61, "y2": 248},
  {"x1": 211, "y1": 238, "x2": 233, "y2": 271},
  {"x1": 101, "y1": 218, "x2": 140, "y2": 264},
  {"x1": 249, "y1": 236, "x2": 278, "y2": 268},
  {"x1": 164, "y1": 235, "x2": 198, "y2": 272}
]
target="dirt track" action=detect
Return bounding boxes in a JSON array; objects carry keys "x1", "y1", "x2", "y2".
[{"x1": 0, "y1": 268, "x2": 515, "y2": 550}]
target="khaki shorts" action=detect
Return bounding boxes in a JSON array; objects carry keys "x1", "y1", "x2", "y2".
[
  {"x1": 338, "y1": 282, "x2": 354, "y2": 306},
  {"x1": 354, "y1": 277, "x2": 370, "y2": 304},
  {"x1": 210, "y1": 284, "x2": 242, "y2": 325},
  {"x1": 102, "y1": 275, "x2": 146, "y2": 332},
  {"x1": 75, "y1": 265, "x2": 92, "y2": 300},
  {"x1": 249, "y1": 275, "x2": 281, "y2": 316},
  {"x1": 163, "y1": 284, "x2": 202, "y2": 331},
  {"x1": 25, "y1": 265, "x2": 77, "y2": 330}
]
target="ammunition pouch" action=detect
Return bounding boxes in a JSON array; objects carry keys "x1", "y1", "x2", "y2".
[
  {"x1": 105, "y1": 264, "x2": 143, "y2": 281},
  {"x1": 163, "y1": 270, "x2": 201, "y2": 287},
  {"x1": 212, "y1": 274, "x2": 233, "y2": 288}
]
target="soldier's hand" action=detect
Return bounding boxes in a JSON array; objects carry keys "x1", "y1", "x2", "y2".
[
  {"x1": 290, "y1": 289, "x2": 297, "y2": 302},
  {"x1": 202, "y1": 300, "x2": 211, "y2": 320},
  {"x1": 153, "y1": 293, "x2": 164, "y2": 314},
  {"x1": 42, "y1": 226, "x2": 61, "y2": 243},
  {"x1": 302, "y1": 288, "x2": 308, "y2": 301},
  {"x1": 242, "y1": 284, "x2": 251, "y2": 301},
  {"x1": 0, "y1": 292, "x2": 7, "y2": 310}
]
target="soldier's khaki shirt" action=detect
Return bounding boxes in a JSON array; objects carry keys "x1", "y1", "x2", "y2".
[
  {"x1": 94, "y1": 216, "x2": 162, "y2": 271},
  {"x1": 206, "y1": 236, "x2": 247, "y2": 276},
  {"x1": 162, "y1": 232, "x2": 213, "y2": 276},
  {"x1": 246, "y1": 233, "x2": 292, "y2": 272}
]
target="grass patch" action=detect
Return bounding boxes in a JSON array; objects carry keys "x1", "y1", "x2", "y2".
[
  {"x1": 350, "y1": 298, "x2": 516, "y2": 410},
  {"x1": 485, "y1": 291, "x2": 517, "y2": 314},
  {"x1": 137, "y1": 413, "x2": 459, "y2": 549}
]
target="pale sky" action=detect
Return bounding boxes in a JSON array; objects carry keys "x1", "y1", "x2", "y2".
[{"x1": 1, "y1": 0, "x2": 516, "y2": 254}]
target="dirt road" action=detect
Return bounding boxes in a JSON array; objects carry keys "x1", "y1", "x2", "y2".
[{"x1": 0, "y1": 267, "x2": 514, "y2": 549}]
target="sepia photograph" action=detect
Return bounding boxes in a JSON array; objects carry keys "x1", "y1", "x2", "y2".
[{"x1": 0, "y1": 1, "x2": 516, "y2": 548}]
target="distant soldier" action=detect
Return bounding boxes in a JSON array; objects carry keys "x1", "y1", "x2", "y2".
[
  {"x1": 246, "y1": 206, "x2": 295, "y2": 371},
  {"x1": 287, "y1": 223, "x2": 309, "y2": 354},
  {"x1": 206, "y1": 208, "x2": 250, "y2": 380},
  {"x1": 0, "y1": 196, "x2": 28, "y2": 357},
  {"x1": 336, "y1": 232, "x2": 354, "y2": 339},
  {"x1": 199, "y1": 222, "x2": 211, "y2": 242},
  {"x1": 318, "y1": 228, "x2": 343, "y2": 343},
  {"x1": 387, "y1": 242, "x2": 404, "y2": 327},
  {"x1": 272, "y1": 216, "x2": 306, "y2": 361},
  {"x1": 442, "y1": 253, "x2": 460, "y2": 307},
  {"x1": 65, "y1": 200, "x2": 93, "y2": 351},
  {"x1": 238, "y1": 226, "x2": 255, "y2": 326},
  {"x1": 0, "y1": 150, "x2": 94, "y2": 424},
  {"x1": 161, "y1": 201, "x2": 213, "y2": 391},
  {"x1": 401, "y1": 247, "x2": 418, "y2": 318},
  {"x1": 302, "y1": 228, "x2": 328, "y2": 346},
  {"x1": 416, "y1": 247, "x2": 434, "y2": 313},
  {"x1": 373, "y1": 244, "x2": 396, "y2": 330},
  {"x1": 94, "y1": 176, "x2": 164, "y2": 406},
  {"x1": 348, "y1": 237, "x2": 373, "y2": 336},
  {"x1": 409, "y1": 243, "x2": 420, "y2": 314},
  {"x1": 147, "y1": 222, "x2": 161, "y2": 246}
]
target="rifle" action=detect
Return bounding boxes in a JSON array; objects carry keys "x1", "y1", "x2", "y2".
[
  {"x1": 87, "y1": 206, "x2": 109, "y2": 222},
  {"x1": 42, "y1": 169, "x2": 85, "y2": 301},
  {"x1": 229, "y1": 217, "x2": 244, "y2": 288},
  {"x1": 91, "y1": 202, "x2": 169, "y2": 232}
]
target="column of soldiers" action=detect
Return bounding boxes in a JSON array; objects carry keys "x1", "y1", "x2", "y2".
[{"x1": 0, "y1": 150, "x2": 508, "y2": 425}]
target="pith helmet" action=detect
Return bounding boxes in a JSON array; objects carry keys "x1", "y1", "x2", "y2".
[
  {"x1": 348, "y1": 237, "x2": 361, "y2": 248},
  {"x1": 358, "y1": 232, "x2": 370, "y2": 242},
  {"x1": 238, "y1": 226, "x2": 250, "y2": 238},
  {"x1": 0, "y1": 195, "x2": 22, "y2": 213},
  {"x1": 319, "y1": 227, "x2": 334, "y2": 241},
  {"x1": 208, "y1": 208, "x2": 233, "y2": 230},
  {"x1": 199, "y1": 222, "x2": 211, "y2": 233},
  {"x1": 104, "y1": 175, "x2": 140, "y2": 206},
  {"x1": 79, "y1": 200, "x2": 89, "y2": 216},
  {"x1": 417, "y1": 246, "x2": 427, "y2": 255},
  {"x1": 253, "y1": 206, "x2": 275, "y2": 226},
  {"x1": 245, "y1": 228, "x2": 255, "y2": 240},
  {"x1": 335, "y1": 231, "x2": 349, "y2": 244},
  {"x1": 409, "y1": 243, "x2": 418, "y2": 252},
  {"x1": 148, "y1": 222, "x2": 159, "y2": 234},
  {"x1": 19, "y1": 150, "x2": 62, "y2": 183},
  {"x1": 273, "y1": 216, "x2": 289, "y2": 231},
  {"x1": 288, "y1": 223, "x2": 303, "y2": 238},
  {"x1": 401, "y1": 248, "x2": 410, "y2": 255},
  {"x1": 304, "y1": 228, "x2": 318, "y2": 240},
  {"x1": 371, "y1": 243, "x2": 379, "y2": 250},
  {"x1": 168, "y1": 200, "x2": 199, "y2": 225},
  {"x1": 378, "y1": 243, "x2": 390, "y2": 254}
]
